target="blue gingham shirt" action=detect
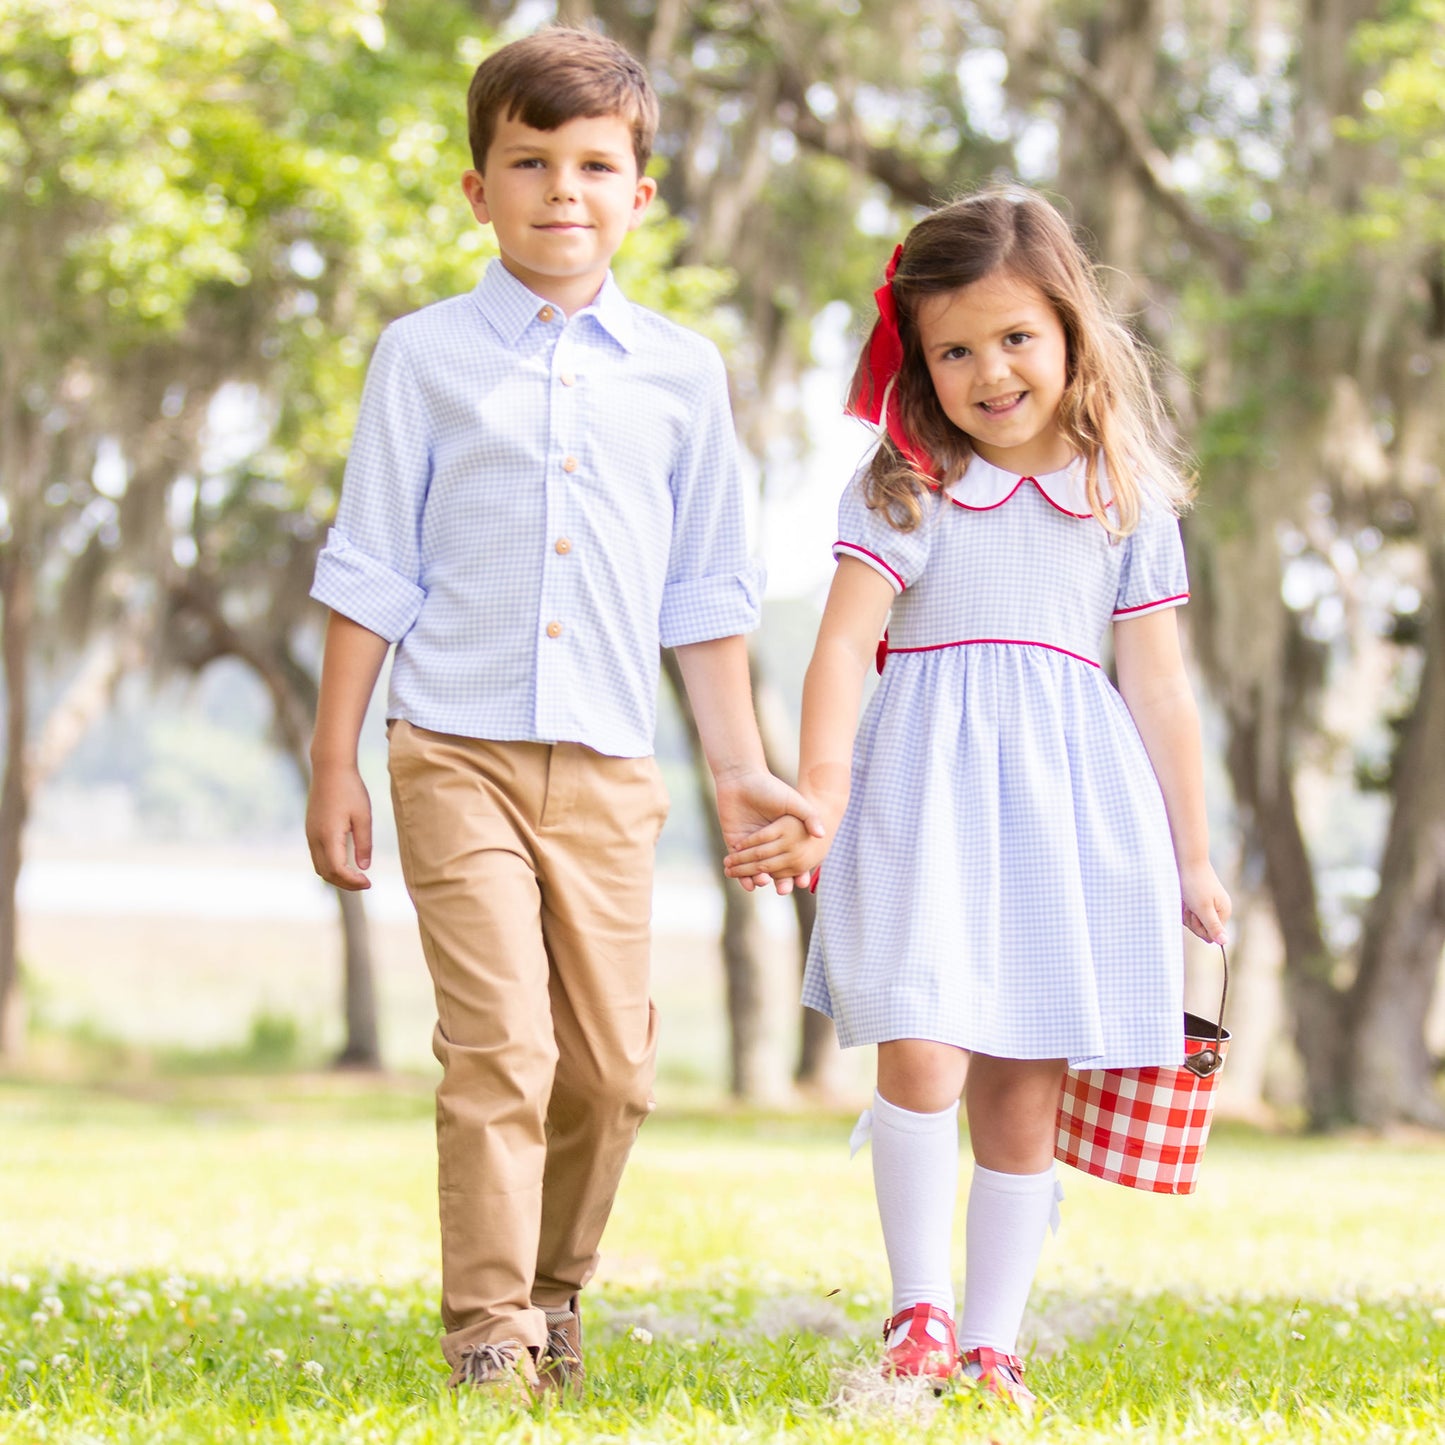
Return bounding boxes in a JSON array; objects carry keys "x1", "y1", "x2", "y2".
[{"x1": 311, "y1": 260, "x2": 764, "y2": 758}]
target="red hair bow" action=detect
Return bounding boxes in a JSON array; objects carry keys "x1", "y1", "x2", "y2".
[{"x1": 847, "y1": 243, "x2": 935, "y2": 477}]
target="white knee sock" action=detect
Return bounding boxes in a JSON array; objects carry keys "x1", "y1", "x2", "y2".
[
  {"x1": 958, "y1": 1162, "x2": 1060, "y2": 1354},
  {"x1": 869, "y1": 1090, "x2": 959, "y2": 1341}
]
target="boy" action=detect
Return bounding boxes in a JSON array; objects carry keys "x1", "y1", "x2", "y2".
[{"x1": 305, "y1": 27, "x2": 818, "y2": 1397}]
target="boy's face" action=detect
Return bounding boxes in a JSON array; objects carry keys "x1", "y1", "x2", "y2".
[{"x1": 462, "y1": 112, "x2": 656, "y2": 313}]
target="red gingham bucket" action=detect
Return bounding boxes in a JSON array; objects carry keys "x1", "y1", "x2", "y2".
[{"x1": 1054, "y1": 947, "x2": 1230, "y2": 1195}]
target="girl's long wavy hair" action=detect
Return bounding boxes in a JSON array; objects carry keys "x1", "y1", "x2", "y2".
[{"x1": 848, "y1": 187, "x2": 1193, "y2": 536}]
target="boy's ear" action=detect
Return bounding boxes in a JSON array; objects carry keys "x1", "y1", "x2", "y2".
[
  {"x1": 628, "y1": 174, "x2": 658, "y2": 232},
  {"x1": 461, "y1": 169, "x2": 490, "y2": 226}
]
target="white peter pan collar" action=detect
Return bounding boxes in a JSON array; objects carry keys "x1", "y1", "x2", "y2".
[{"x1": 942, "y1": 454, "x2": 1112, "y2": 520}]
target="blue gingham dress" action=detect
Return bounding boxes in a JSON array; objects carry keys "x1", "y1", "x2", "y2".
[{"x1": 801, "y1": 454, "x2": 1188, "y2": 1070}]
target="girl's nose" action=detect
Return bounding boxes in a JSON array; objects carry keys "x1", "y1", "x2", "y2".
[{"x1": 977, "y1": 349, "x2": 1011, "y2": 384}]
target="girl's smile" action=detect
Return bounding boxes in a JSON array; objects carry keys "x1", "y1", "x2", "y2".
[{"x1": 917, "y1": 272, "x2": 1072, "y2": 476}]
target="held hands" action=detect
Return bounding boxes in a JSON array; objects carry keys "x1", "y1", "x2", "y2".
[
  {"x1": 723, "y1": 805, "x2": 831, "y2": 895},
  {"x1": 714, "y1": 768, "x2": 826, "y2": 896},
  {"x1": 1181, "y1": 860, "x2": 1231, "y2": 946},
  {"x1": 305, "y1": 761, "x2": 374, "y2": 891}
]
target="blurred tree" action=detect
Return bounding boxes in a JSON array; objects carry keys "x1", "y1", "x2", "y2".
[
  {"x1": 0, "y1": 0, "x2": 739, "y2": 1069},
  {"x1": 570, "y1": 0, "x2": 1445, "y2": 1123}
]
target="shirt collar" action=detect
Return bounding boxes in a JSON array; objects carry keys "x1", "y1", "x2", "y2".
[
  {"x1": 943, "y1": 453, "x2": 1111, "y2": 519},
  {"x1": 471, "y1": 259, "x2": 636, "y2": 352}
]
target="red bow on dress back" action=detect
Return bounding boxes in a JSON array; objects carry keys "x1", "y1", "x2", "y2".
[{"x1": 846, "y1": 243, "x2": 936, "y2": 478}]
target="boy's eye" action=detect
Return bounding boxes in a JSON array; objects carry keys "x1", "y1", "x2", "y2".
[
  {"x1": 513, "y1": 157, "x2": 544, "y2": 169},
  {"x1": 583, "y1": 160, "x2": 617, "y2": 172}
]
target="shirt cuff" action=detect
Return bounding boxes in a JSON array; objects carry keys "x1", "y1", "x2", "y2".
[
  {"x1": 658, "y1": 559, "x2": 765, "y2": 647},
  {"x1": 1112, "y1": 591, "x2": 1189, "y2": 618},
  {"x1": 833, "y1": 540, "x2": 906, "y2": 593},
  {"x1": 310, "y1": 528, "x2": 426, "y2": 642}
]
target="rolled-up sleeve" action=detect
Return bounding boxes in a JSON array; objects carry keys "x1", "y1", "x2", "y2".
[
  {"x1": 310, "y1": 326, "x2": 431, "y2": 642},
  {"x1": 658, "y1": 343, "x2": 765, "y2": 647}
]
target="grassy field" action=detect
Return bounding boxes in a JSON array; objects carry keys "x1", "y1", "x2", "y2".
[{"x1": 2, "y1": 1077, "x2": 1443, "y2": 1442}]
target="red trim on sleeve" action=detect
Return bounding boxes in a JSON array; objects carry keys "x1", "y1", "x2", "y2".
[
  {"x1": 833, "y1": 541, "x2": 905, "y2": 592},
  {"x1": 1113, "y1": 593, "x2": 1189, "y2": 617}
]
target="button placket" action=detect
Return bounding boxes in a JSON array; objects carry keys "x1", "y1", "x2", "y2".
[{"x1": 539, "y1": 328, "x2": 577, "y2": 696}]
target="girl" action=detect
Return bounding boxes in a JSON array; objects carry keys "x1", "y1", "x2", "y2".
[{"x1": 725, "y1": 188, "x2": 1230, "y2": 1409}]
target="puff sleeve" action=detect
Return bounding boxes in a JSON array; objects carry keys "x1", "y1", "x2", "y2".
[
  {"x1": 832, "y1": 462, "x2": 935, "y2": 593},
  {"x1": 1113, "y1": 502, "x2": 1189, "y2": 618}
]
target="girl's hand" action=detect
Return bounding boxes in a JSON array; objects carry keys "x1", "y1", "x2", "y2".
[
  {"x1": 713, "y1": 768, "x2": 825, "y2": 894},
  {"x1": 1180, "y1": 860, "x2": 1231, "y2": 945},
  {"x1": 724, "y1": 814, "x2": 829, "y2": 888}
]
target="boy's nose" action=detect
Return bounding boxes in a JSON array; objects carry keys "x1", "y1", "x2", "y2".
[{"x1": 547, "y1": 170, "x2": 580, "y2": 202}]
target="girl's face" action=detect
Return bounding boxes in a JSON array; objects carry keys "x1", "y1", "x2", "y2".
[{"x1": 916, "y1": 271, "x2": 1072, "y2": 476}]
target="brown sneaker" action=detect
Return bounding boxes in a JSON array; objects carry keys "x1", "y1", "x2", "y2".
[
  {"x1": 536, "y1": 1296, "x2": 584, "y2": 1394},
  {"x1": 448, "y1": 1338, "x2": 539, "y2": 1399}
]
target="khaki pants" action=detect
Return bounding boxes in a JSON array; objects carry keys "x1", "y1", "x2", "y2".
[{"x1": 388, "y1": 722, "x2": 668, "y2": 1364}]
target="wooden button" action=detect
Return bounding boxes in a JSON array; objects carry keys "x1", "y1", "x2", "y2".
[
  {"x1": 546, "y1": 621, "x2": 563, "y2": 638},
  {"x1": 538, "y1": 305, "x2": 556, "y2": 322},
  {"x1": 562, "y1": 456, "x2": 578, "y2": 473},
  {"x1": 555, "y1": 538, "x2": 571, "y2": 555}
]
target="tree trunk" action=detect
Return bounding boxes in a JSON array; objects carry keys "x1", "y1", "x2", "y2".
[
  {"x1": 334, "y1": 885, "x2": 382, "y2": 1068},
  {"x1": 788, "y1": 881, "x2": 838, "y2": 1089},
  {"x1": 167, "y1": 576, "x2": 384, "y2": 1069},
  {"x1": 1224, "y1": 699, "x2": 1352, "y2": 1127},
  {"x1": 0, "y1": 551, "x2": 33, "y2": 1058},
  {"x1": 660, "y1": 646, "x2": 768, "y2": 1098},
  {"x1": 1346, "y1": 545, "x2": 1445, "y2": 1126}
]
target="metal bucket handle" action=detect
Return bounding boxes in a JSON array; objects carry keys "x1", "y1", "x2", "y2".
[{"x1": 1182, "y1": 944, "x2": 1229, "y2": 1079}]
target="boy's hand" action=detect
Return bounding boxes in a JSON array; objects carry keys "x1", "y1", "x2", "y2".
[
  {"x1": 724, "y1": 813, "x2": 827, "y2": 892},
  {"x1": 306, "y1": 761, "x2": 374, "y2": 891},
  {"x1": 1180, "y1": 860, "x2": 1231, "y2": 945},
  {"x1": 713, "y1": 768, "x2": 825, "y2": 895}
]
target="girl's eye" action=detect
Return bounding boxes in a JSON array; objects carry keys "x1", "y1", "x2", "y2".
[
  {"x1": 944, "y1": 346, "x2": 970, "y2": 361},
  {"x1": 1005, "y1": 332, "x2": 1032, "y2": 346}
]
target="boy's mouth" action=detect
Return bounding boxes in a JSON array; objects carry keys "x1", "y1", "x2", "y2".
[{"x1": 977, "y1": 392, "x2": 1026, "y2": 416}]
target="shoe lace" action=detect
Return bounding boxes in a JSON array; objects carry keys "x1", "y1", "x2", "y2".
[
  {"x1": 457, "y1": 1340, "x2": 520, "y2": 1381},
  {"x1": 543, "y1": 1316, "x2": 580, "y2": 1364}
]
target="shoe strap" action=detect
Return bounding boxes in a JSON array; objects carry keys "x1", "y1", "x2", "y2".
[
  {"x1": 882, "y1": 1302, "x2": 956, "y2": 1345},
  {"x1": 963, "y1": 1345, "x2": 1025, "y2": 1379}
]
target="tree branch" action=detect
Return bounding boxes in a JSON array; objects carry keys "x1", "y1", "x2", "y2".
[
  {"x1": 772, "y1": 64, "x2": 941, "y2": 209},
  {"x1": 1041, "y1": 46, "x2": 1247, "y2": 289}
]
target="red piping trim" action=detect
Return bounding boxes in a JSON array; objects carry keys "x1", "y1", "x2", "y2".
[
  {"x1": 1113, "y1": 593, "x2": 1189, "y2": 616},
  {"x1": 885, "y1": 637, "x2": 1101, "y2": 668},
  {"x1": 944, "y1": 474, "x2": 1103, "y2": 520},
  {"x1": 833, "y1": 541, "x2": 905, "y2": 591}
]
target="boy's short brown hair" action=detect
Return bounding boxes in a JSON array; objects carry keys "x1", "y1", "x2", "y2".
[{"x1": 466, "y1": 27, "x2": 659, "y2": 175}]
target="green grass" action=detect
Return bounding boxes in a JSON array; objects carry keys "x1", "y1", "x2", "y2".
[{"x1": 2, "y1": 1078, "x2": 1443, "y2": 1441}]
